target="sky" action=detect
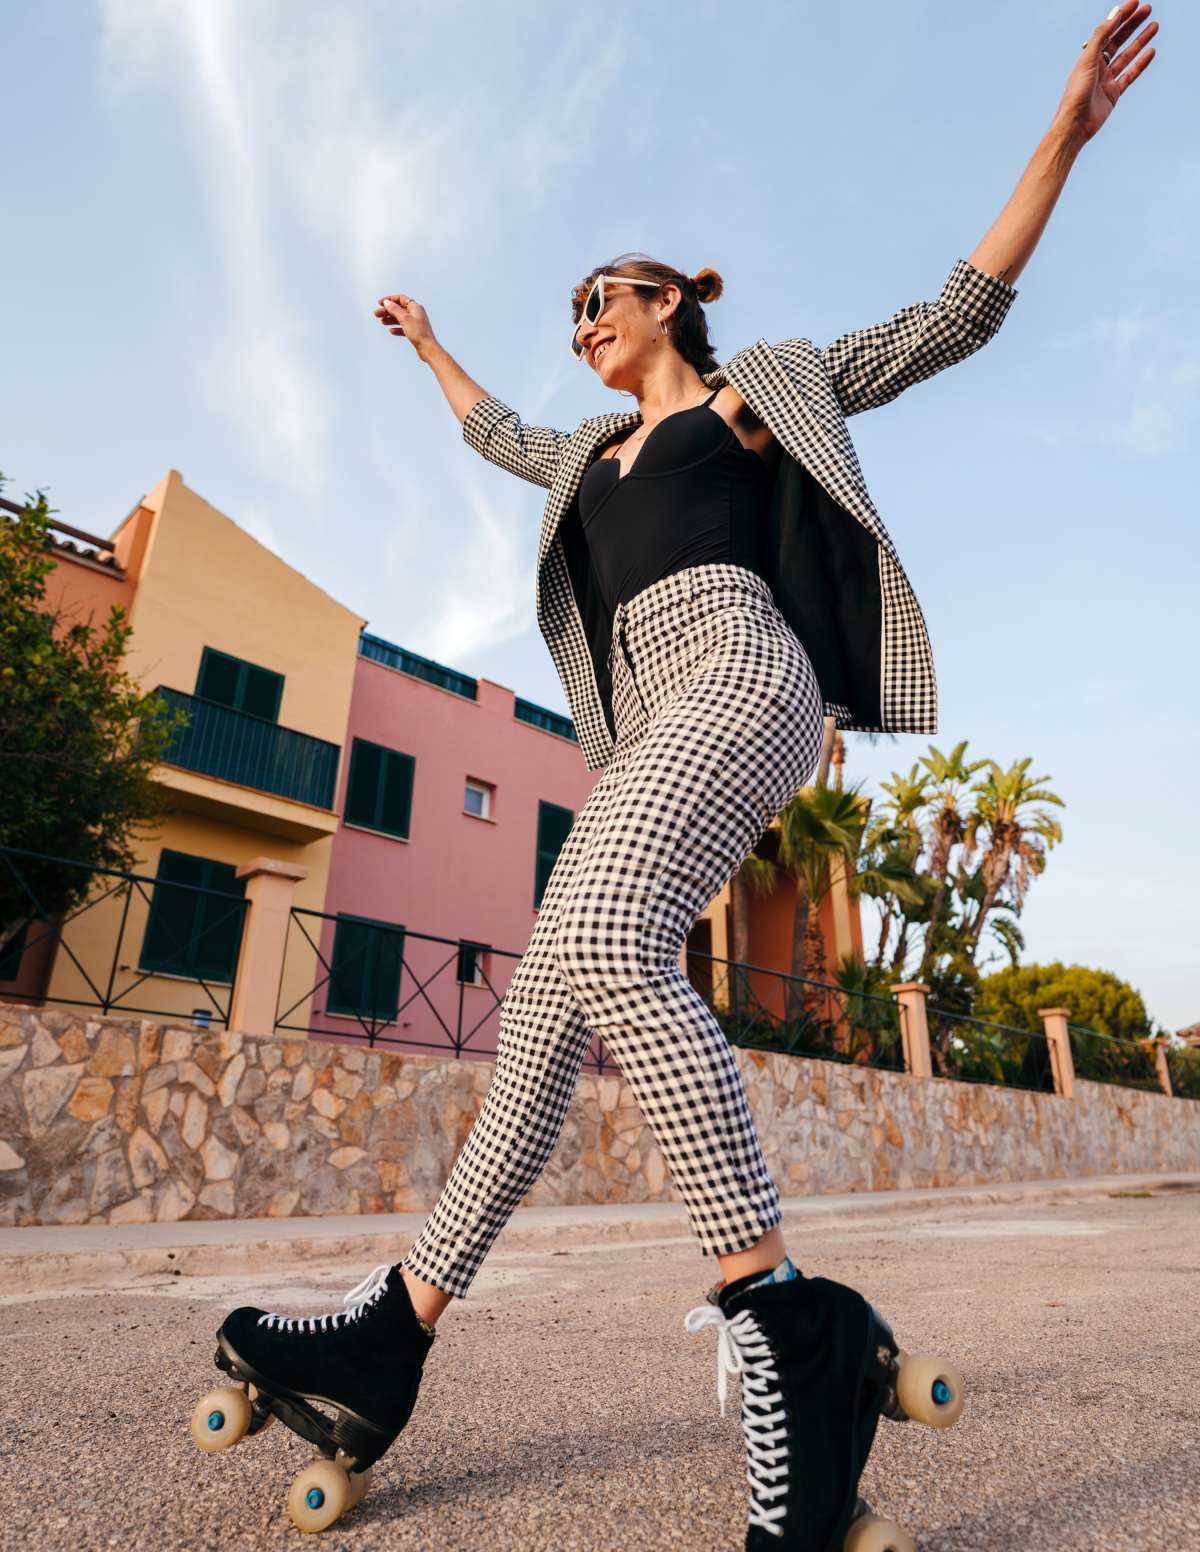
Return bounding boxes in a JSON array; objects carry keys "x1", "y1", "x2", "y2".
[{"x1": 3, "y1": 1, "x2": 1196, "y2": 1030}]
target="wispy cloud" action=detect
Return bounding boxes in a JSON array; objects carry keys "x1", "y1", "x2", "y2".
[
  {"x1": 1024, "y1": 309, "x2": 1200, "y2": 459},
  {"x1": 97, "y1": 0, "x2": 627, "y2": 656},
  {"x1": 99, "y1": 0, "x2": 331, "y2": 496}
]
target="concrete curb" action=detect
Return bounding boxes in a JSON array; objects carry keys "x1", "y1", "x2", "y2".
[{"x1": 3, "y1": 1172, "x2": 1196, "y2": 1296}]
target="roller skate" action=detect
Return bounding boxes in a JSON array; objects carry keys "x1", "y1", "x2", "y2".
[
  {"x1": 189, "y1": 1263, "x2": 435, "y2": 1533},
  {"x1": 685, "y1": 1268, "x2": 964, "y2": 1550}
]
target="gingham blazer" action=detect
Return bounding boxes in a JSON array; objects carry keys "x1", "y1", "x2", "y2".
[{"x1": 462, "y1": 257, "x2": 1018, "y2": 771}]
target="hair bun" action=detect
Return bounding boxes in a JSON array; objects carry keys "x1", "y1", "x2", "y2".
[{"x1": 691, "y1": 267, "x2": 723, "y2": 304}]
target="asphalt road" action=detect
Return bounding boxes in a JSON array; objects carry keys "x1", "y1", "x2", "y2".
[{"x1": 1, "y1": 1183, "x2": 1196, "y2": 1551}]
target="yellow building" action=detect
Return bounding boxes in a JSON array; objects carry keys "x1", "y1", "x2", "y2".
[{"x1": 24, "y1": 470, "x2": 363, "y2": 1031}]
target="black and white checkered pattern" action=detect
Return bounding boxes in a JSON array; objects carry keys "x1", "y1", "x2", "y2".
[
  {"x1": 462, "y1": 257, "x2": 1017, "y2": 769},
  {"x1": 401, "y1": 564, "x2": 824, "y2": 1298}
]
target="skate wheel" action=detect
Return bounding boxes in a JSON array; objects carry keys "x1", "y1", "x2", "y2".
[
  {"x1": 844, "y1": 1510, "x2": 916, "y2": 1552},
  {"x1": 288, "y1": 1459, "x2": 350, "y2": 1533},
  {"x1": 346, "y1": 1465, "x2": 374, "y2": 1510},
  {"x1": 190, "y1": 1385, "x2": 252, "y2": 1452},
  {"x1": 895, "y1": 1349, "x2": 965, "y2": 1429}
]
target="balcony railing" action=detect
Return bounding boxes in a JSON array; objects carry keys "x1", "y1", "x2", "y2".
[
  {"x1": 153, "y1": 686, "x2": 340, "y2": 809},
  {"x1": 358, "y1": 633, "x2": 478, "y2": 700},
  {"x1": 514, "y1": 697, "x2": 578, "y2": 742}
]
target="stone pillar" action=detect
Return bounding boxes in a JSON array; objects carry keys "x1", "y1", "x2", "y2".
[
  {"x1": 228, "y1": 857, "x2": 309, "y2": 1038},
  {"x1": 1152, "y1": 1036, "x2": 1174, "y2": 1097},
  {"x1": 1037, "y1": 1007, "x2": 1076, "y2": 1099},
  {"x1": 890, "y1": 981, "x2": 932, "y2": 1079}
]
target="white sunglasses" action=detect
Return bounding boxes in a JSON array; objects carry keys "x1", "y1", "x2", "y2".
[{"x1": 571, "y1": 274, "x2": 662, "y2": 361}]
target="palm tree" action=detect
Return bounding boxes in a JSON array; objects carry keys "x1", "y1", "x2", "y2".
[
  {"x1": 917, "y1": 741, "x2": 987, "y2": 981},
  {"x1": 863, "y1": 766, "x2": 928, "y2": 974},
  {"x1": 960, "y1": 759, "x2": 1064, "y2": 956},
  {"x1": 775, "y1": 783, "x2": 871, "y2": 1019}
]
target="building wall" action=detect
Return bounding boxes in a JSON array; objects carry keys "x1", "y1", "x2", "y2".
[
  {"x1": 119, "y1": 471, "x2": 360, "y2": 750},
  {"x1": 3, "y1": 1005, "x2": 1196, "y2": 1228},
  {"x1": 8, "y1": 467, "x2": 857, "y2": 1042},
  {"x1": 306, "y1": 661, "x2": 601, "y2": 1056},
  {"x1": 38, "y1": 470, "x2": 364, "y2": 1029}
]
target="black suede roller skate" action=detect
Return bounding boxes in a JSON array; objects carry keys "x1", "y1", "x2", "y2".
[
  {"x1": 189, "y1": 1264, "x2": 435, "y2": 1533},
  {"x1": 685, "y1": 1269, "x2": 964, "y2": 1551}
]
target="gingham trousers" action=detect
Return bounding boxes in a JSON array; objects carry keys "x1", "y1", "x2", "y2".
[{"x1": 401, "y1": 562, "x2": 824, "y2": 1298}]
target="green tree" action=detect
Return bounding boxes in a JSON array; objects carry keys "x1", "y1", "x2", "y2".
[
  {"x1": 0, "y1": 478, "x2": 187, "y2": 957},
  {"x1": 960, "y1": 759, "x2": 1064, "y2": 956},
  {"x1": 976, "y1": 962, "x2": 1155, "y2": 1040},
  {"x1": 916, "y1": 741, "x2": 987, "y2": 981},
  {"x1": 860, "y1": 765, "x2": 930, "y2": 975},
  {"x1": 775, "y1": 783, "x2": 870, "y2": 1017}
]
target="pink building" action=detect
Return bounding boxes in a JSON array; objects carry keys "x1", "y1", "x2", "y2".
[{"x1": 288, "y1": 633, "x2": 601, "y2": 1062}]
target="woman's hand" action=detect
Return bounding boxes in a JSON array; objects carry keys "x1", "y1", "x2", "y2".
[
  {"x1": 1055, "y1": 1, "x2": 1158, "y2": 148},
  {"x1": 375, "y1": 293, "x2": 439, "y2": 360}
]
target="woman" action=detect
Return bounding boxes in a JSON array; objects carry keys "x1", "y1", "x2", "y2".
[{"x1": 200, "y1": 8, "x2": 1156, "y2": 1544}]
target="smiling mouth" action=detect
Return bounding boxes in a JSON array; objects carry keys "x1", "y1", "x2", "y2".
[{"x1": 592, "y1": 339, "x2": 614, "y2": 365}]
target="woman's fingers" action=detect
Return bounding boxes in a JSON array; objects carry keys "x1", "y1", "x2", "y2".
[
  {"x1": 1107, "y1": 9, "x2": 1158, "y2": 77},
  {"x1": 1099, "y1": 1, "x2": 1149, "y2": 53}
]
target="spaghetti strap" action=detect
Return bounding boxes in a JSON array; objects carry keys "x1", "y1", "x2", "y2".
[{"x1": 703, "y1": 387, "x2": 721, "y2": 406}]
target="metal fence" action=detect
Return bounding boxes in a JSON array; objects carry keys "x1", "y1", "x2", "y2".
[
  {"x1": 276, "y1": 905, "x2": 618, "y2": 1072},
  {"x1": 1068, "y1": 1023, "x2": 1163, "y2": 1093},
  {"x1": 4, "y1": 841, "x2": 1193, "y2": 1107},
  {"x1": 924, "y1": 1005, "x2": 1054, "y2": 1092},
  {"x1": 0, "y1": 845, "x2": 249, "y2": 1027},
  {"x1": 1166, "y1": 1044, "x2": 1200, "y2": 1101},
  {"x1": 687, "y1": 951, "x2": 906, "y2": 1071}
]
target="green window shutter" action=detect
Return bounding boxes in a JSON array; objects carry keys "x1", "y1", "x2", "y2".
[
  {"x1": 534, "y1": 801, "x2": 574, "y2": 908},
  {"x1": 193, "y1": 858, "x2": 249, "y2": 982},
  {"x1": 328, "y1": 914, "x2": 405, "y2": 1021},
  {"x1": 344, "y1": 739, "x2": 414, "y2": 838},
  {"x1": 242, "y1": 664, "x2": 283, "y2": 722},
  {"x1": 345, "y1": 740, "x2": 383, "y2": 827},
  {"x1": 196, "y1": 650, "x2": 240, "y2": 709},
  {"x1": 139, "y1": 850, "x2": 246, "y2": 983},
  {"x1": 379, "y1": 752, "x2": 414, "y2": 838},
  {"x1": 140, "y1": 851, "x2": 204, "y2": 976},
  {"x1": 196, "y1": 647, "x2": 283, "y2": 723}
]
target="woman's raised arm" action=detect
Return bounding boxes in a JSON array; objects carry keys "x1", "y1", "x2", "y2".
[{"x1": 376, "y1": 291, "x2": 570, "y2": 489}]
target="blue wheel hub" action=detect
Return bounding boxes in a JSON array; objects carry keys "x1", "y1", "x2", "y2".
[
  {"x1": 207, "y1": 1410, "x2": 224, "y2": 1430},
  {"x1": 306, "y1": 1488, "x2": 325, "y2": 1510},
  {"x1": 932, "y1": 1379, "x2": 953, "y2": 1406}
]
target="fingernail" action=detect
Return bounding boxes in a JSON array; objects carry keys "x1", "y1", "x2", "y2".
[{"x1": 1106, "y1": 4, "x2": 1120, "y2": 16}]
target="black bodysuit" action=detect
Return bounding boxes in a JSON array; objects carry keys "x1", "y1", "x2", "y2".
[{"x1": 578, "y1": 388, "x2": 775, "y2": 614}]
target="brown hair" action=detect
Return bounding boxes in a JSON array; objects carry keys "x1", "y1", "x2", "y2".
[{"x1": 571, "y1": 251, "x2": 724, "y2": 374}]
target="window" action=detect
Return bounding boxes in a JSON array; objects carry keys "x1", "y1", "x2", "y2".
[
  {"x1": 464, "y1": 779, "x2": 492, "y2": 819},
  {"x1": 457, "y1": 940, "x2": 490, "y2": 986},
  {"x1": 327, "y1": 913, "x2": 406, "y2": 1021},
  {"x1": 534, "y1": 800, "x2": 574, "y2": 909},
  {"x1": 345, "y1": 738, "x2": 415, "y2": 839},
  {"x1": 139, "y1": 850, "x2": 247, "y2": 983},
  {"x1": 195, "y1": 647, "x2": 283, "y2": 722}
]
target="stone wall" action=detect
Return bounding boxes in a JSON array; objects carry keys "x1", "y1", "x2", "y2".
[{"x1": 2, "y1": 1003, "x2": 1198, "y2": 1227}]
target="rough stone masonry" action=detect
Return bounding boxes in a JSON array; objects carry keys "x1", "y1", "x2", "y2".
[{"x1": 2, "y1": 1004, "x2": 1198, "y2": 1227}]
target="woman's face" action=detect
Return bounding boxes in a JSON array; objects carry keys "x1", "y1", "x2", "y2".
[{"x1": 575, "y1": 280, "x2": 679, "y2": 388}]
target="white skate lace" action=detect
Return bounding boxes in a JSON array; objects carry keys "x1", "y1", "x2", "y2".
[
  {"x1": 685, "y1": 1303, "x2": 789, "y2": 1538},
  {"x1": 256, "y1": 1263, "x2": 393, "y2": 1335}
]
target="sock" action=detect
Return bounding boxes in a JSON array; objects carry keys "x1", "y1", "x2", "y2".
[{"x1": 744, "y1": 1255, "x2": 799, "y2": 1292}]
